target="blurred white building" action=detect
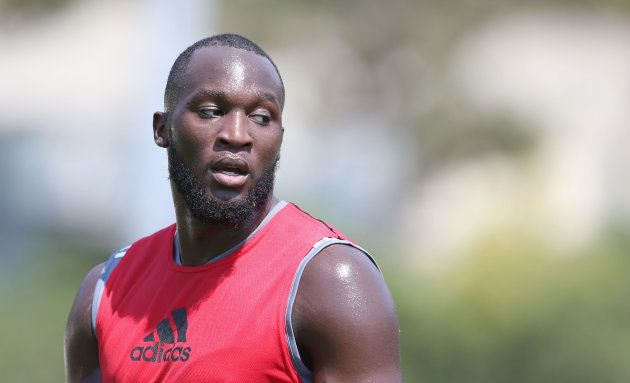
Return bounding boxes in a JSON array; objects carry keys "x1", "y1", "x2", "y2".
[{"x1": 404, "y1": 9, "x2": 630, "y2": 266}]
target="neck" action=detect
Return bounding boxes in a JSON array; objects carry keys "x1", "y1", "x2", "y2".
[{"x1": 173, "y1": 193, "x2": 279, "y2": 266}]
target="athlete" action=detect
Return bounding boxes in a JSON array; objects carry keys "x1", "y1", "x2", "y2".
[{"x1": 65, "y1": 34, "x2": 401, "y2": 382}]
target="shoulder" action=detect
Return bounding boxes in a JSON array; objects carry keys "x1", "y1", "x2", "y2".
[
  {"x1": 64, "y1": 262, "x2": 105, "y2": 382},
  {"x1": 67, "y1": 262, "x2": 105, "y2": 331},
  {"x1": 66, "y1": 243, "x2": 132, "y2": 340},
  {"x1": 292, "y1": 243, "x2": 402, "y2": 381},
  {"x1": 294, "y1": 243, "x2": 397, "y2": 332},
  {"x1": 65, "y1": 241, "x2": 135, "y2": 382}
]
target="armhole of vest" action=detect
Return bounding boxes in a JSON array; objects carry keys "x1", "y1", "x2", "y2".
[
  {"x1": 285, "y1": 237, "x2": 380, "y2": 383},
  {"x1": 91, "y1": 245, "x2": 130, "y2": 338}
]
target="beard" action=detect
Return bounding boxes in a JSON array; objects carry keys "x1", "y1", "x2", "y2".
[{"x1": 167, "y1": 144, "x2": 278, "y2": 227}]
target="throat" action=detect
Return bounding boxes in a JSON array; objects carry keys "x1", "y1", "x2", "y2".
[{"x1": 174, "y1": 199, "x2": 286, "y2": 266}]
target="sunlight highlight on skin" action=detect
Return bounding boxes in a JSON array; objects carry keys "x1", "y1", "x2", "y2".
[
  {"x1": 227, "y1": 58, "x2": 246, "y2": 90},
  {"x1": 336, "y1": 263, "x2": 351, "y2": 279}
]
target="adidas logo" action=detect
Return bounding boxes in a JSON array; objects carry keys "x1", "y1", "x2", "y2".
[{"x1": 129, "y1": 307, "x2": 192, "y2": 363}]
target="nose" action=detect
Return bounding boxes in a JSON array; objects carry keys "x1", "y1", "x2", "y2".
[{"x1": 215, "y1": 111, "x2": 253, "y2": 151}]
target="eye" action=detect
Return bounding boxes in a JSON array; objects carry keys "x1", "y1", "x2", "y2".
[
  {"x1": 197, "y1": 106, "x2": 223, "y2": 119},
  {"x1": 250, "y1": 111, "x2": 271, "y2": 126}
]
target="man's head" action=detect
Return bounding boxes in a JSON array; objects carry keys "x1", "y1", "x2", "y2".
[{"x1": 153, "y1": 34, "x2": 285, "y2": 227}]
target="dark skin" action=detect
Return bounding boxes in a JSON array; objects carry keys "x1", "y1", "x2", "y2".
[{"x1": 65, "y1": 46, "x2": 401, "y2": 382}]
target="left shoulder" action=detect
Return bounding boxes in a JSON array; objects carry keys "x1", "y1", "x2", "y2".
[
  {"x1": 292, "y1": 243, "x2": 402, "y2": 382},
  {"x1": 299, "y1": 243, "x2": 386, "y2": 307},
  {"x1": 294, "y1": 243, "x2": 397, "y2": 333}
]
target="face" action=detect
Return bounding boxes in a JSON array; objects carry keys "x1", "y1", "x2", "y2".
[{"x1": 154, "y1": 46, "x2": 284, "y2": 225}]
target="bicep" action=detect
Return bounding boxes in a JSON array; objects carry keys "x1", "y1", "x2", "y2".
[
  {"x1": 65, "y1": 263, "x2": 104, "y2": 383},
  {"x1": 292, "y1": 244, "x2": 402, "y2": 383}
]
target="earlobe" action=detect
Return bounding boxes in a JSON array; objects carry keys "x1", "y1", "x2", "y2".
[{"x1": 153, "y1": 112, "x2": 170, "y2": 148}]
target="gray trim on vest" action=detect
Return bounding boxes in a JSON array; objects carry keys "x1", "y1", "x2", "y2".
[
  {"x1": 91, "y1": 246, "x2": 129, "y2": 337},
  {"x1": 285, "y1": 237, "x2": 380, "y2": 383},
  {"x1": 174, "y1": 200, "x2": 288, "y2": 265}
]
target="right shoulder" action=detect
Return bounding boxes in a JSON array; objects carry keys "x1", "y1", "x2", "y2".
[
  {"x1": 67, "y1": 245, "x2": 132, "y2": 343},
  {"x1": 64, "y1": 262, "x2": 106, "y2": 383},
  {"x1": 67, "y1": 262, "x2": 106, "y2": 336},
  {"x1": 64, "y1": 244, "x2": 133, "y2": 383}
]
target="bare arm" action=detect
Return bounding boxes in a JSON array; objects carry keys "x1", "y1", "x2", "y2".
[
  {"x1": 64, "y1": 263, "x2": 104, "y2": 383},
  {"x1": 292, "y1": 244, "x2": 402, "y2": 383}
]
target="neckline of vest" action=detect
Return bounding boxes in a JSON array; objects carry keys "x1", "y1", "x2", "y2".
[{"x1": 171, "y1": 200, "x2": 288, "y2": 268}]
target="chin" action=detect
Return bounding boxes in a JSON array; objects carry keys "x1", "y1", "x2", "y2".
[{"x1": 207, "y1": 182, "x2": 251, "y2": 200}]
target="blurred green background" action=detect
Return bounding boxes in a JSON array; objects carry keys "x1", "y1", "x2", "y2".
[{"x1": 1, "y1": 0, "x2": 630, "y2": 381}]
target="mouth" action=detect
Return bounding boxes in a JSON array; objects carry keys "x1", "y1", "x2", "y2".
[{"x1": 209, "y1": 155, "x2": 250, "y2": 188}]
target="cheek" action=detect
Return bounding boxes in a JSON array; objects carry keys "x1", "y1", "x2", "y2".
[
  {"x1": 248, "y1": 133, "x2": 281, "y2": 177},
  {"x1": 170, "y1": 120, "x2": 214, "y2": 166},
  {"x1": 257, "y1": 131, "x2": 283, "y2": 161}
]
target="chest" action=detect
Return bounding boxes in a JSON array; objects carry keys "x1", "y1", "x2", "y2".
[{"x1": 97, "y1": 260, "x2": 298, "y2": 382}]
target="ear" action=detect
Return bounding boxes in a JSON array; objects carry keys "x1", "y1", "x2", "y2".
[{"x1": 153, "y1": 112, "x2": 169, "y2": 148}]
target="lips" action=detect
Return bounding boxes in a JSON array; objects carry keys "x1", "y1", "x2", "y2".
[{"x1": 209, "y1": 155, "x2": 250, "y2": 188}]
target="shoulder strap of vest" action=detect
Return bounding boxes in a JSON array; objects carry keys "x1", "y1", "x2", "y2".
[
  {"x1": 285, "y1": 237, "x2": 380, "y2": 383},
  {"x1": 91, "y1": 245, "x2": 130, "y2": 337}
]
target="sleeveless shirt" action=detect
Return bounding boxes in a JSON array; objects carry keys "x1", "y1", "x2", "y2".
[{"x1": 93, "y1": 202, "x2": 373, "y2": 383}]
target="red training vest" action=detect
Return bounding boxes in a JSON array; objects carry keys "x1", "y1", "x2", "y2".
[{"x1": 96, "y1": 202, "x2": 354, "y2": 382}]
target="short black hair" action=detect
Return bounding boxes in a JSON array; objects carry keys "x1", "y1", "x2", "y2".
[{"x1": 164, "y1": 33, "x2": 285, "y2": 112}]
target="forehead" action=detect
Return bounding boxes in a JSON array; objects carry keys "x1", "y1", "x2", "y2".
[{"x1": 179, "y1": 46, "x2": 283, "y2": 102}]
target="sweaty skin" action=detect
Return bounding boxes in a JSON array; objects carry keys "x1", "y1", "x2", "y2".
[
  {"x1": 293, "y1": 244, "x2": 402, "y2": 382},
  {"x1": 64, "y1": 45, "x2": 401, "y2": 383}
]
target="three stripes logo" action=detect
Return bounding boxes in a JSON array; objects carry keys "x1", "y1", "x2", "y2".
[{"x1": 129, "y1": 307, "x2": 192, "y2": 363}]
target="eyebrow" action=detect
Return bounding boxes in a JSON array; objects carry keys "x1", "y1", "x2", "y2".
[
  {"x1": 256, "y1": 91, "x2": 279, "y2": 106},
  {"x1": 190, "y1": 89, "x2": 227, "y2": 101}
]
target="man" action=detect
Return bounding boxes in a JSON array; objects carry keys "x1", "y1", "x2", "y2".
[{"x1": 65, "y1": 33, "x2": 401, "y2": 382}]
